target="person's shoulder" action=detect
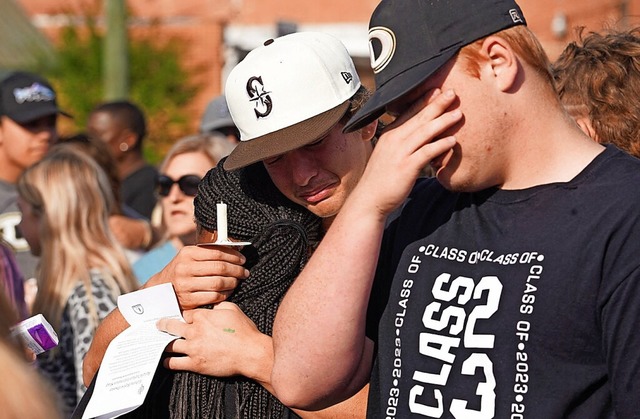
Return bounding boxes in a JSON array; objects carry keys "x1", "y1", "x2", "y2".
[
  {"x1": 591, "y1": 145, "x2": 640, "y2": 188},
  {"x1": 385, "y1": 177, "x2": 449, "y2": 227},
  {"x1": 410, "y1": 176, "x2": 442, "y2": 193},
  {"x1": 121, "y1": 204, "x2": 146, "y2": 220},
  {"x1": 134, "y1": 241, "x2": 176, "y2": 265},
  {"x1": 406, "y1": 176, "x2": 451, "y2": 205},
  {"x1": 598, "y1": 144, "x2": 640, "y2": 166},
  {"x1": 140, "y1": 164, "x2": 158, "y2": 176},
  {"x1": 0, "y1": 180, "x2": 17, "y2": 211},
  {"x1": 124, "y1": 164, "x2": 158, "y2": 183},
  {"x1": 0, "y1": 178, "x2": 14, "y2": 192},
  {"x1": 132, "y1": 241, "x2": 177, "y2": 284}
]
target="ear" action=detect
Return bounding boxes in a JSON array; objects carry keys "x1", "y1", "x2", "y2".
[
  {"x1": 360, "y1": 119, "x2": 378, "y2": 142},
  {"x1": 480, "y1": 35, "x2": 519, "y2": 92},
  {"x1": 574, "y1": 116, "x2": 600, "y2": 142},
  {"x1": 121, "y1": 129, "x2": 138, "y2": 150}
]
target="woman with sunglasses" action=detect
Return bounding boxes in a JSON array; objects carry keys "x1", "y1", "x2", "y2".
[{"x1": 132, "y1": 133, "x2": 235, "y2": 284}]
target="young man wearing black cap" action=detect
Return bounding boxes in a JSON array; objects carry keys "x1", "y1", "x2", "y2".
[
  {"x1": 272, "y1": 1, "x2": 640, "y2": 418},
  {"x1": 0, "y1": 71, "x2": 68, "y2": 281}
]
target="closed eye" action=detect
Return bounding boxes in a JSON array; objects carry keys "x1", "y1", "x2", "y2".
[
  {"x1": 305, "y1": 137, "x2": 325, "y2": 148},
  {"x1": 264, "y1": 154, "x2": 283, "y2": 166}
]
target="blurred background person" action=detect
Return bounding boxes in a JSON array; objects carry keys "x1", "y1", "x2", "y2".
[
  {"x1": 17, "y1": 148, "x2": 139, "y2": 415},
  {"x1": 0, "y1": 291, "x2": 63, "y2": 419},
  {"x1": 0, "y1": 338, "x2": 64, "y2": 419},
  {"x1": 553, "y1": 26, "x2": 640, "y2": 158},
  {"x1": 0, "y1": 280, "x2": 26, "y2": 354},
  {"x1": 132, "y1": 132, "x2": 235, "y2": 284},
  {"x1": 0, "y1": 71, "x2": 69, "y2": 283},
  {"x1": 199, "y1": 95, "x2": 240, "y2": 144},
  {"x1": 56, "y1": 133, "x2": 158, "y2": 262},
  {"x1": 1, "y1": 238, "x2": 28, "y2": 319},
  {"x1": 86, "y1": 100, "x2": 158, "y2": 220}
]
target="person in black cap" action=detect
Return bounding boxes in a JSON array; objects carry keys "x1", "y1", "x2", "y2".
[
  {"x1": 272, "y1": 1, "x2": 640, "y2": 418},
  {"x1": 0, "y1": 71, "x2": 69, "y2": 281}
]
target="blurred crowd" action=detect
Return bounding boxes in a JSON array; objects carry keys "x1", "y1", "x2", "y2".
[
  {"x1": 0, "y1": 70, "x2": 238, "y2": 416},
  {"x1": 2, "y1": 10, "x2": 640, "y2": 418}
]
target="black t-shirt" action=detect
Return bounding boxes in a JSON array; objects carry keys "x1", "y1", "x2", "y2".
[
  {"x1": 367, "y1": 145, "x2": 640, "y2": 418},
  {"x1": 122, "y1": 164, "x2": 158, "y2": 220}
]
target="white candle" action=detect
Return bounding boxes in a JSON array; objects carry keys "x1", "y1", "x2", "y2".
[{"x1": 216, "y1": 202, "x2": 228, "y2": 242}]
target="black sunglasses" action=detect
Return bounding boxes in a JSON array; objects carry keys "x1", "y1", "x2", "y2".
[{"x1": 156, "y1": 174, "x2": 201, "y2": 197}]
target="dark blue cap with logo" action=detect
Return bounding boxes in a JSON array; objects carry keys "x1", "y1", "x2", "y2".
[{"x1": 345, "y1": 0, "x2": 526, "y2": 132}]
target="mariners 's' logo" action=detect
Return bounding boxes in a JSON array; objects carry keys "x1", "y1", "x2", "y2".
[
  {"x1": 369, "y1": 26, "x2": 396, "y2": 74},
  {"x1": 246, "y1": 76, "x2": 273, "y2": 119}
]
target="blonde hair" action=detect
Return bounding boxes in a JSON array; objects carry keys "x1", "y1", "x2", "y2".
[
  {"x1": 159, "y1": 132, "x2": 236, "y2": 173},
  {"x1": 17, "y1": 149, "x2": 138, "y2": 332}
]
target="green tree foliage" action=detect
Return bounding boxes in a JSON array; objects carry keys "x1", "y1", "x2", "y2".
[{"x1": 41, "y1": 19, "x2": 200, "y2": 164}]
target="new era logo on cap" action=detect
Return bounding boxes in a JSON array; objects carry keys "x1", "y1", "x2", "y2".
[{"x1": 341, "y1": 72, "x2": 354, "y2": 84}]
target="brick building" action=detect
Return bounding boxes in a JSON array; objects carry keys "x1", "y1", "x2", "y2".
[{"x1": 13, "y1": 0, "x2": 640, "y2": 131}]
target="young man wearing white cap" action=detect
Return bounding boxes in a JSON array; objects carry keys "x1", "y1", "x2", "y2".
[
  {"x1": 0, "y1": 71, "x2": 68, "y2": 281},
  {"x1": 221, "y1": 32, "x2": 378, "y2": 231},
  {"x1": 83, "y1": 31, "x2": 377, "y2": 417},
  {"x1": 272, "y1": 0, "x2": 640, "y2": 417}
]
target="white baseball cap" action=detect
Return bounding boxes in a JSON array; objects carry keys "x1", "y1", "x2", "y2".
[{"x1": 223, "y1": 31, "x2": 361, "y2": 170}]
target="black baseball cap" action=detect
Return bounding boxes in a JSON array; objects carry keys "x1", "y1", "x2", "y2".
[
  {"x1": 0, "y1": 71, "x2": 71, "y2": 124},
  {"x1": 344, "y1": 0, "x2": 526, "y2": 132}
]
